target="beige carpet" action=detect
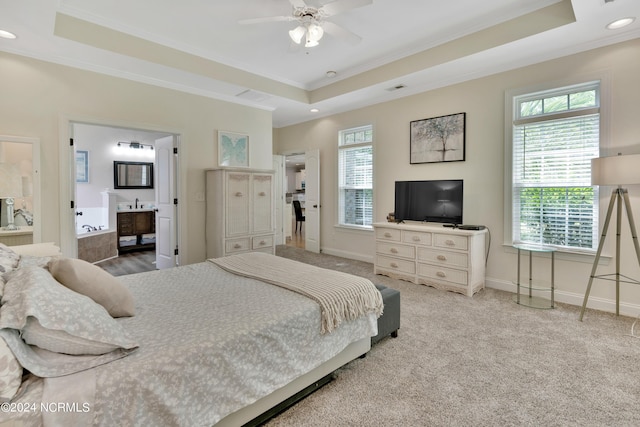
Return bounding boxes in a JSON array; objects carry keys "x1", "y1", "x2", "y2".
[{"x1": 270, "y1": 245, "x2": 640, "y2": 427}]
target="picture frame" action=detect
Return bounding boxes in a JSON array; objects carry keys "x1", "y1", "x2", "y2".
[
  {"x1": 218, "y1": 131, "x2": 249, "y2": 167},
  {"x1": 75, "y1": 150, "x2": 89, "y2": 183},
  {"x1": 410, "y1": 112, "x2": 466, "y2": 164}
]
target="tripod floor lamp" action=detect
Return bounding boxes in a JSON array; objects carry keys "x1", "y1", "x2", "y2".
[{"x1": 579, "y1": 153, "x2": 640, "y2": 321}]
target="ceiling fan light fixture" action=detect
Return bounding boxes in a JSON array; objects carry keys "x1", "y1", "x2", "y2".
[
  {"x1": 289, "y1": 25, "x2": 306, "y2": 44},
  {"x1": 304, "y1": 23, "x2": 323, "y2": 47}
]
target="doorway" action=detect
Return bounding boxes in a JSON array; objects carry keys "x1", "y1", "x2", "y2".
[
  {"x1": 70, "y1": 122, "x2": 178, "y2": 269},
  {"x1": 284, "y1": 153, "x2": 305, "y2": 249}
]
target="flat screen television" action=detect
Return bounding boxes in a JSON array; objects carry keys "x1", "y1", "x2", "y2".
[{"x1": 394, "y1": 179, "x2": 463, "y2": 225}]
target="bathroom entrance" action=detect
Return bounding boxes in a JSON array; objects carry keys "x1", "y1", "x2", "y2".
[{"x1": 71, "y1": 122, "x2": 179, "y2": 270}]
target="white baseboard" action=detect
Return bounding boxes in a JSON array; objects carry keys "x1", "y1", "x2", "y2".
[
  {"x1": 320, "y1": 247, "x2": 373, "y2": 264},
  {"x1": 485, "y1": 276, "x2": 640, "y2": 318}
]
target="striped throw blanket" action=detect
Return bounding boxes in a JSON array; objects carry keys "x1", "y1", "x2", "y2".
[{"x1": 209, "y1": 252, "x2": 383, "y2": 334}]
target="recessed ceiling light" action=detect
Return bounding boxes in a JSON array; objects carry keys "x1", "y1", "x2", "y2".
[
  {"x1": 326, "y1": 71, "x2": 337, "y2": 78},
  {"x1": 0, "y1": 30, "x2": 17, "y2": 39},
  {"x1": 310, "y1": 108, "x2": 319, "y2": 113},
  {"x1": 606, "y1": 17, "x2": 635, "y2": 30}
]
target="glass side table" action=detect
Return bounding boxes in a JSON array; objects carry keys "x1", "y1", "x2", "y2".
[{"x1": 513, "y1": 243, "x2": 556, "y2": 309}]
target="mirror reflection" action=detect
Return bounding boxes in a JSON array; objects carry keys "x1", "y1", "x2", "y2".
[
  {"x1": 0, "y1": 141, "x2": 34, "y2": 245},
  {"x1": 114, "y1": 161, "x2": 154, "y2": 189}
]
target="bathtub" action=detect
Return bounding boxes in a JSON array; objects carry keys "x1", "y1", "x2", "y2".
[
  {"x1": 76, "y1": 207, "x2": 108, "y2": 235},
  {"x1": 77, "y1": 228, "x2": 118, "y2": 264}
]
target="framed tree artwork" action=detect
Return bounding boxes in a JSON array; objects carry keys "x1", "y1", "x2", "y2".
[{"x1": 410, "y1": 112, "x2": 466, "y2": 164}]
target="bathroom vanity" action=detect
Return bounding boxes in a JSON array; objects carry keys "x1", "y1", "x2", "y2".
[{"x1": 117, "y1": 210, "x2": 156, "y2": 252}]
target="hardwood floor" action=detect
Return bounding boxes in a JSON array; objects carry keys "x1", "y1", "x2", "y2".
[
  {"x1": 96, "y1": 250, "x2": 156, "y2": 276},
  {"x1": 286, "y1": 219, "x2": 305, "y2": 249}
]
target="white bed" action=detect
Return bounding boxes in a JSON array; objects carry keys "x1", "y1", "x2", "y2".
[{"x1": 0, "y1": 245, "x2": 381, "y2": 426}]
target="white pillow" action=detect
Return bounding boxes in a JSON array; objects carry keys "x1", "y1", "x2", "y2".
[
  {"x1": 0, "y1": 266, "x2": 138, "y2": 356},
  {"x1": 0, "y1": 337, "x2": 22, "y2": 402}
]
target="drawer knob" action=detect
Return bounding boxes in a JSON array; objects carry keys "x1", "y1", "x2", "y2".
[
  {"x1": 258, "y1": 192, "x2": 266, "y2": 196},
  {"x1": 390, "y1": 262, "x2": 398, "y2": 268},
  {"x1": 384, "y1": 232, "x2": 392, "y2": 238},
  {"x1": 445, "y1": 239, "x2": 455, "y2": 246},
  {"x1": 234, "y1": 243, "x2": 242, "y2": 249},
  {"x1": 259, "y1": 240, "x2": 266, "y2": 245},
  {"x1": 235, "y1": 192, "x2": 244, "y2": 197},
  {"x1": 390, "y1": 248, "x2": 398, "y2": 254},
  {"x1": 436, "y1": 271, "x2": 446, "y2": 278},
  {"x1": 437, "y1": 255, "x2": 447, "y2": 261},
  {"x1": 412, "y1": 236, "x2": 420, "y2": 242}
]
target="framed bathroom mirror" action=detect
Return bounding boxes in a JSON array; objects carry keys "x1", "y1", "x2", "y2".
[{"x1": 113, "y1": 161, "x2": 154, "y2": 189}]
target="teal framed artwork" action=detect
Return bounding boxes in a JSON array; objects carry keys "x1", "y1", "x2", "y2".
[
  {"x1": 76, "y1": 150, "x2": 89, "y2": 183},
  {"x1": 218, "y1": 131, "x2": 249, "y2": 167}
]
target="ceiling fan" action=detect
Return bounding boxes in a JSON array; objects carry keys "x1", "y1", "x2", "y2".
[{"x1": 239, "y1": 0, "x2": 372, "y2": 48}]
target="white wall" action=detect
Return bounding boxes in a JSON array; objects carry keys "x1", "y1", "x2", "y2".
[
  {"x1": 274, "y1": 38, "x2": 640, "y2": 315},
  {"x1": 0, "y1": 51, "x2": 273, "y2": 264}
]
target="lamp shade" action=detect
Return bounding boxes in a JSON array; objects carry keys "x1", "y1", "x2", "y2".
[
  {"x1": 0, "y1": 163, "x2": 22, "y2": 198},
  {"x1": 591, "y1": 154, "x2": 640, "y2": 186}
]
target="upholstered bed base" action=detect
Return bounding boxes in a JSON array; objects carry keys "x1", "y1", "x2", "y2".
[{"x1": 216, "y1": 337, "x2": 370, "y2": 426}]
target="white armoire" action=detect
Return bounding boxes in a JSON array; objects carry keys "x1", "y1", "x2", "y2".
[{"x1": 205, "y1": 168, "x2": 275, "y2": 258}]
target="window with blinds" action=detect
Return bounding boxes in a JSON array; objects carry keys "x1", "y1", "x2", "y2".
[
  {"x1": 338, "y1": 125, "x2": 373, "y2": 228},
  {"x1": 512, "y1": 82, "x2": 600, "y2": 250}
]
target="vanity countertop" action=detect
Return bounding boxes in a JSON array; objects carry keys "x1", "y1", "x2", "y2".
[{"x1": 118, "y1": 208, "x2": 155, "y2": 213}]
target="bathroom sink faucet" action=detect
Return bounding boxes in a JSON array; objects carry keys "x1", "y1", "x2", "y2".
[{"x1": 135, "y1": 198, "x2": 139, "y2": 209}]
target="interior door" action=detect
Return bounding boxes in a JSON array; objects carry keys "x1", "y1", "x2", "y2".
[
  {"x1": 304, "y1": 149, "x2": 320, "y2": 253},
  {"x1": 155, "y1": 135, "x2": 177, "y2": 269}
]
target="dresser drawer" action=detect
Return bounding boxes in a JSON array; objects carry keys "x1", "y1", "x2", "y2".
[
  {"x1": 434, "y1": 233, "x2": 468, "y2": 251},
  {"x1": 252, "y1": 234, "x2": 274, "y2": 250},
  {"x1": 402, "y1": 230, "x2": 432, "y2": 246},
  {"x1": 375, "y1": 255, "x2": 415, "y2": 275},
  {"x1": 417, "y1": 247, "x2": 468, "y2": 269},
  {"x1": 375, "y1": 227, "x2": 401, "y2": 242},
  {"x1": 376, "y1": 242, "x2": 415, "y2": 259},
  {"x1": 225, "y1": 238, "x2": 251, "y2": 254},
  {"x1": 418, "y1": 263, "x2": 468, "y2": 286}
]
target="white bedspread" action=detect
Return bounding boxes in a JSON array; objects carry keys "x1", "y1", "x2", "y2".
[{"x1": 31, "y1": 261, "x2": 376, "y2": 426}]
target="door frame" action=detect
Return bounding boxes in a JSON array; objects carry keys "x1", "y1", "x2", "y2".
[
  {"x1": 58, "y1": 115, "x2": 185, "y2": 262},
  {"x1": 278, "y1": 149, "x2": 321, "y2": 252}
]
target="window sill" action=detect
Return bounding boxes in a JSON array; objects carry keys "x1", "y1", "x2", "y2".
[{"x1": 334, "y1": 224, "x2": 374, "y2": 233}]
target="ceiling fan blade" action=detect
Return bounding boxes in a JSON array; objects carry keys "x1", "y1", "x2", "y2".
[
  {"x1": 289, "y1": 0, "x2": 308, "y2": 8},
  {"x1": 322, "y1": 21, "x2": 362, "y2": 45},
  {"x1": 238, "y1": 15, "x2": 296, "y2": 25},
  {"x1": 320, "y1": 0, "x2": 372, "y2": 17}
]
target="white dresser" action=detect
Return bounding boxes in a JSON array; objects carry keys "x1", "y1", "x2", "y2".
[
  {"x1": 206, "y1": 168, "x2": 275, "y2": 258},
  {"x1": 373, "y1": 222, "x2": 487, "y2": 297}
]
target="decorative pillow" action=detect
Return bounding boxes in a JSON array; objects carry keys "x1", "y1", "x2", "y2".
[
  {"x1": 10, "y1": 242, "x2": 62, "y2": 258},
  {"x1": 0, "y1": 243, "x2": 20, "y2": 275},
  {"x1": 0, "y1": 337, "x2": 22, "y2": 402},
  {"x1": 0, "y1": 266, "x2": 138, "y2": 356},
  {"x1": 47, "y1": 258, "x2": 135, "y2": 318}
]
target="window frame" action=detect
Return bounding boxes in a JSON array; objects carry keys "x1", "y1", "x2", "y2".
[
  {"x1": 504, "y1": 78, "x2": 609, "y2": 256},
  {"x1": 337, "y1": 124, "x2": 374, "y2": 230}
]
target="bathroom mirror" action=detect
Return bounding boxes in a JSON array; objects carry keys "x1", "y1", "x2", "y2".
[{"x1": 113, "y1": 161, "x2": 154, "y2": 189}]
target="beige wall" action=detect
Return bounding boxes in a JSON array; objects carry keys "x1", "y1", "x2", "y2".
[
  {"x1": 0, "y1": 51, "x2": 273, "y2": 264},
  {"x1": 274, "y1": 38, "x2": 640, "y2": 315}
]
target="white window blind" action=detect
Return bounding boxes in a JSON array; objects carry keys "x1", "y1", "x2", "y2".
[
  {"x1": 338, "y1": 126, "x2": 373, "y2": 227},
  {"x1": 512, "y1": 83, "x2": 600, "y2": 250}
]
